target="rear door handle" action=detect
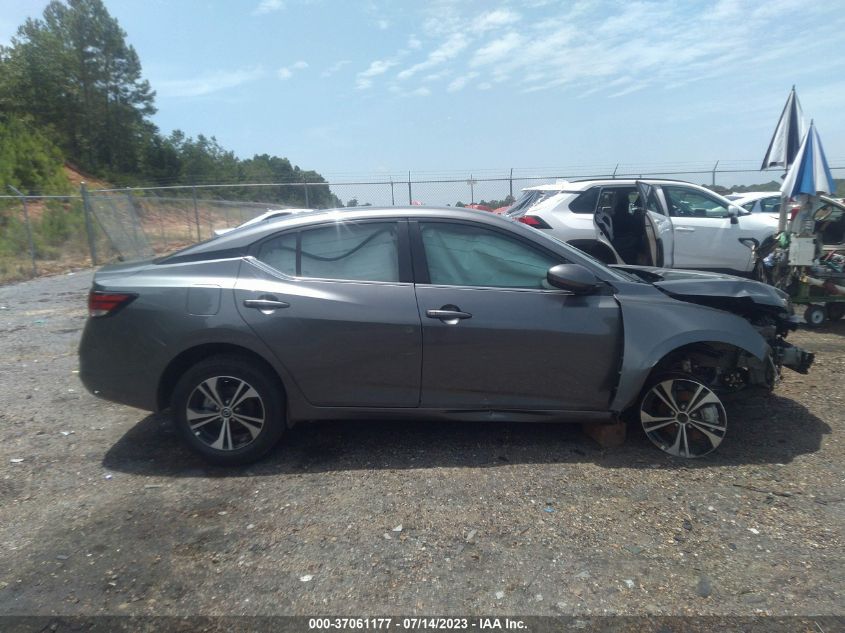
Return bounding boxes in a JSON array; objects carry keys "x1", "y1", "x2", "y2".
[
  {"x1": 675, "y1": 227, "x2": 695, "y2": 232},
  {"x1": 243, "y1": 297, "x2": 290, "y2": 311}
]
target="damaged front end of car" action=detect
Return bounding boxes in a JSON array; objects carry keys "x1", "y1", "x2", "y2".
[{"x1": 615, "y1": 266, "x2": 815, "y2": 393}]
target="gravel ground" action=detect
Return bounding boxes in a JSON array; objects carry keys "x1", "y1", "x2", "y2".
[{"x1": 0, "y1": 271, "x2": 843, "y2": 618}]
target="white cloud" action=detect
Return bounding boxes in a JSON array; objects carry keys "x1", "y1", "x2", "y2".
[
  {"x1": 447, "y1": 72, "x2": 478, "y2": 93},
  {"x1": 252, "y1": 0, "x2": 283, "y2": 16},
  {"x1": 412, "y1": 87, "x2": 431, "y2": 97},
  {"x1": 377, "y1": 19, "x2": 389, "y2": 30},
  {"x1": 322, "y1": 59, "x2": 352, "y2": 77},
  {"x1": 473, "y1": 8, "x2": 521, "y2": 32},
  {"x1": 156, "y1": 67, "x2": 265, "y2": 98},
  {"x1": 277, "y1": 60, "x2": 308, "y2": 80},
  {"x1": 356, "y1": 59, "x2": 398, "y2": 89},
  {"x1": 346, "y1": 1, "x2": 842, "y2": 101},
  {"x1": 470, "y1": 31, "x2": 523, "y2": 67},
  {"x1": 397, "y1": 33, "x2": 468, "y2": 80}
]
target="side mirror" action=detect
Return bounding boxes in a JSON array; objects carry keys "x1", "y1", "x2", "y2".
[
  {"x1": 547, "y1": 264, "x2": 600, "y2": 294},
  {"x1": 729, "y1": 208, "x2": 739, "y2": 225}
]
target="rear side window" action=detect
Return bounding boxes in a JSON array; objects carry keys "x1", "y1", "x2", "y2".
[
  {"x1": 569, "y1": 187, "x2": 599, "y2": 214},
  {"x1": 420, "y1": 222, "x2": 559, "y2": 289},
  {"x1": 257, "y1": 222, "x2": 400, "y2": 282},
  {"x1": 256, "y1": 233, "x2": 296, "y2": 276},
  {"x1": 760, "y1": 197, "x2": 781, "y2": 213}
]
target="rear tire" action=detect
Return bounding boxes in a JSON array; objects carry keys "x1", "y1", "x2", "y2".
[
  {"x1": 171, "y1": 355, "x2": 285, "y2": 466},
  {"x1": 803, "y1": 305, "x2": 826, "y2": 328}
]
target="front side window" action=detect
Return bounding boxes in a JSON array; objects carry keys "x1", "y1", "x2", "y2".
[
  {"x1": 662, "y1": 186, "x2": 731, "y2": 219},
  {"x1": 644, "y1": 187, "x2": 664, "y2": 215},
  {"x1": 420, "y1": 222, "x2": 559, "y2": 289},
  {"x1": 257, "y1": 222, "x2": 400, "y2": 282}
]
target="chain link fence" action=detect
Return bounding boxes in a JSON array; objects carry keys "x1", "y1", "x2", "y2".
[{"x1": 2, "y1": 162, "x2": 844, "y2": 284}]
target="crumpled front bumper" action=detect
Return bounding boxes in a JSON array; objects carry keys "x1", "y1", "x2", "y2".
[{"x1": 773, "y1": 339, "x2": 815, "y2": 374}]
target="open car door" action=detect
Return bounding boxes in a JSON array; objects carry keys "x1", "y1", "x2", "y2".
[{"x1": 637, "y1": 181, "x2": 673, "y2": 267}]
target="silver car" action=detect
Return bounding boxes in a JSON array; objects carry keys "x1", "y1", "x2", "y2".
[{"x1": 79, "y1": 207, "x2": 813, "y2": 465}]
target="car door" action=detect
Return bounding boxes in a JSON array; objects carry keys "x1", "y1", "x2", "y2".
[
  {"x1": 411, "y1": 219, "x2": 622, "y2": 411},
  {"x1": 234, "y1": 219, "x2": 422, "y2": 407},
  {"x1": 637, "y1": 181, "x2": 674, "y2": 267},
  {"x1": 661, "y1": 184, "x2": 752, "y2": 272}
]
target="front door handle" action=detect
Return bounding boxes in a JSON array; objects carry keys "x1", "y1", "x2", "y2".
[
  {"x1": 675, "y1": 227, "x2": 695, "y2": 232},
  {"x1": 426, "y1": 305, "x2": 472, "y2": 324},
  {"x1": 243, "y1": 297, "x2": 290, "y2": 312}
]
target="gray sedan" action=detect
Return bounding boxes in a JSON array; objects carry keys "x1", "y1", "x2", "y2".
[{"x1": 79, "y1": 207, "x2": 813, "y2": 464}]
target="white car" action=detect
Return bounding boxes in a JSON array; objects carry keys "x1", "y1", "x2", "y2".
[
  {"x1": 505, "y1": 179, "x2": 779, "y2": 278},
  {"x1": 725, "y1": 191, "x2": 783, "y2": 220},
  {"x1": 214, "y1": 208, "x2": 313, "y2": 236}
]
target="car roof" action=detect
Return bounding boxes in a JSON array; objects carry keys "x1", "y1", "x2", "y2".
[
  {"x1": 169, "y1": 206, "x2": 519, "y2": 260},
  {"x1": 522, "y1": 181, "x2": 573, "y2": 192},
  {"x1": 523, "y1": 177, "x2": 727, "y2": 193},
  {"x1": 728, "y1": 191, "x2": 780, "y2": 201}
]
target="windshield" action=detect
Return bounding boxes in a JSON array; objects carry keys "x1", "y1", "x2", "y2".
[{"x1": 505, "y1": 189, "x2": 559, "y2": 217}]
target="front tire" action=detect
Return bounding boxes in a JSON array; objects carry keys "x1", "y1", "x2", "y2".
[
  {"x1": 638, "y1": 373, "x2": 727, "y2": 458},
  {"x1": 171, "y1": 355, "x2": 285, "y2": 466}
]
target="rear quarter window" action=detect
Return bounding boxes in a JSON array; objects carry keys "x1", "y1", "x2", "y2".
[{"x1": 569, "y1": 188, "x2": 599, "y2": 214}]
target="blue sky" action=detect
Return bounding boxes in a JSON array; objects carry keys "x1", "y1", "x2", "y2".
[{"x1": 2, "y1": 0, "x2": 845, "y2": 184}]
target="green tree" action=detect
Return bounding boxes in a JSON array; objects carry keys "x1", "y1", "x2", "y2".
[
  {"x1": 0, "y1": 115, "x2": 68, "y2": 194},
  {"x1": 3, "y1": 0, "x2": 155, "y2": 175}
]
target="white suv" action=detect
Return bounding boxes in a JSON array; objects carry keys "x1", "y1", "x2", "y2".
[{"x1": 505, "y1": 179, "x2": 779, "y2": 277}]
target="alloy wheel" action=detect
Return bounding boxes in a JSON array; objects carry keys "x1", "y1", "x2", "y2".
[
  {"x1": 639, "y1": 377, "x2": 727, "y2": 458},
  {"x1": 186, "y1": 376, "x2": 265, "y2": 451}
]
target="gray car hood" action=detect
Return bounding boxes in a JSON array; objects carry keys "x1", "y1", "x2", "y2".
[{"x1": 611, "y1": 265, "x2": 790, "y2": 311}]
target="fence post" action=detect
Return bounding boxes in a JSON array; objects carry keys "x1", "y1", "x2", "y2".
[
  {"x1": 8, "y1": 185, "x2": 37, "y2": 276},
  {"x1": 303, "y1": 176, "x2": 310, "y2": 208},
  {"x1": 192, "y1": 186, "x2": 201, "y2": 242},
  {"x1": 408, "y1": 171, "x2": 412, "y2": 205},
  {"x1": 711, "y1": 160, "x2": 719, "y2": 187},
  {"x1": 612, "y1": 164, "x2": 619, "y2": 179},
  {"x1": 124, "y1": 187, "x2": 144, "y2": 255},
  {"x1": 390, "y1": 178, "x2": 395, "y2": 206},
  {"x1": 80, "y1": 183, "x2": 99, "y2": 266},
  {"x1": 509, "y1": 168, "x2": 513, "y2": 200}
]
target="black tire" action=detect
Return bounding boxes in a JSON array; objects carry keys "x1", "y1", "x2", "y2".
[
  {"x1": 803, "y1": 305, "x2": 826, "y2": 328},
  {"x1": 171, "y1": 355, "x2": 285, "y2": 466},
  {"x1": 637, "y1": 371, "x2": 727, "y2": 458},
  {"x1": 827, "y1": 303, "x2": 845, "y2": 321}
]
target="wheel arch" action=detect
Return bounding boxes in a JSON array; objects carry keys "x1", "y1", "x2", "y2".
[
  {"x1": 612, "y1": 331, "x2": 769, "y2": 413},
  {"x1": 157, "y1": 343, "x2": 288, "y2": 412}
]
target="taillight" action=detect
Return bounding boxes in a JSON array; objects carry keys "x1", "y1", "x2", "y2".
[
  {"x1": 518, "y1": 215, "x2": 551, "y2": 229},
  {"x1": 88, "y1": 291, "x2": 136, "y2": 317}
]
